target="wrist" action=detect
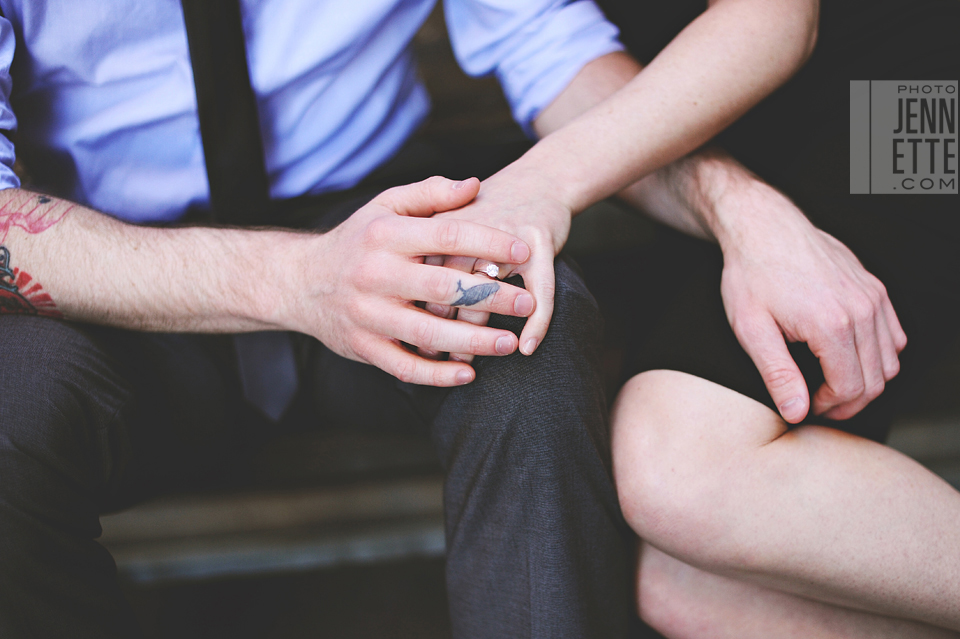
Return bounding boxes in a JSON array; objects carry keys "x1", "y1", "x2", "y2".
[
  {"x1": 509, "y1": 138, "x2": 591, "y2": 215},
  {"x1": 688, "y1": 151, "x2": 811, "y2": 256},
  {"x1": 221, "y1": 228, "x2": 317, "y2": 331}
]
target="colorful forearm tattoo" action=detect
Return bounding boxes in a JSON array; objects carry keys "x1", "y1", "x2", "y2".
[{"x1": 0, "y1": 194, "x2": 72, "y2": 317}]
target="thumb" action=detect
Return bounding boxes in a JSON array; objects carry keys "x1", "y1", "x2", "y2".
[
  {"x1": 374, "y1": 176, "x2": 480, "y2": 218},
  {"x1": 734, "y1": 312, "x2": 810, "y2": 424}
]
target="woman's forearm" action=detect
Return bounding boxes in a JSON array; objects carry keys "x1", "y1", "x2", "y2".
[{"x1": 528, "y1": 0, "x2": 818, "y2": 213}]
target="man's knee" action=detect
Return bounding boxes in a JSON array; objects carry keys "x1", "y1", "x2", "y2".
[
  {"x1": 543, "y1": 254, "x2": 603, "y2": 348},
  {"x1": 458, "y1": 258, "x2": 604, "y2": 444},
  {"x1": 0, "y1": 316, "x2": 131, "y2": 495},
  {"x1": 425, "y1": 255, "x2": 613, "y2": 499}
]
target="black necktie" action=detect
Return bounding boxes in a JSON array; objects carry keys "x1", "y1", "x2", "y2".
[
  {"x1": 180, "y1": 0, "x2": 270, "y2": 224},
  {"x1": 181, "y1": 0, "x2": 298, "y2": 421}
]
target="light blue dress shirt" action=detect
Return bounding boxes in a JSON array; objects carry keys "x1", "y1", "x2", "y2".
[{"x1": 0, "y1": 0, "x2": 622, "y2": 223}]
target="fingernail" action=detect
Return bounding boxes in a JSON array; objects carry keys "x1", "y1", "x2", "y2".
[
  {"x1": 452, "y1": 179, "x2": 468, "y2": 190},
  {"x1": 456, "y1": 369, "x2": 473, "y2": 385},
  {"x1": 496, "y1": 335, "x2": 514, "y2": 355},
  {"x1": 779, "y1": 397, "x2": 804, "y2": 420},
  {"x1": 449, "y1": 355, "x2": 466, "y2": 363},
  {"x1": 522, "y1": 338, "x2": 538, "y2": 355},
  {"x1": 510, "y1": 241, "x2": 529, "y2": 263},
  {"x1": 514, "y1": 294, "x2": 534, "y2": 316}
]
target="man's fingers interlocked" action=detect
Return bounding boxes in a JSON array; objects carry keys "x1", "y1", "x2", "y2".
[
  {"x1": 313, "y1": 176, "x2": 538, "y2": 388},
  {"x1": 424, "y1": 255, "x2": 498, "y2": 365},
  {"x1": 367, "y1": 306, "x2": 519, "y2": 356},
  {"x1": 384, "y1": 263, "x2": 534, "y2": 317}
]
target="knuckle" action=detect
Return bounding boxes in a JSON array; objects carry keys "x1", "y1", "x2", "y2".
[
  {"x1": 368, "y1": 187, "x2": 394, "y2": 209},
  {"x1": 346, "y1": 335, "x2": 366, "y2": 359},
  {"x1": 394, "y1": 358, "x2": 418, "y2": 384},
  {"x1": 869, "y1": 275, "x2": 889, "y2": 298},
  {"x1": 759, "y1": 366, "x2": 797, "y2": 392},
  {"x1": 431, "y1": 364, "x2": 448, "y2": 387},
  {"x1": 353, "y1": 260, "x2": 379, "y2": 291},
  {"x1": 827, "y1": 310, "x2": 854, "y2": 337},
  {"x1": 435, "y1": 220, "x2": 462, "y2": 253},
  {"x1": 864, "y1": 379, "x2": 885, "y2": 401},
  {"x1": 487, "y1": 236, "x2": 506, "y2": 261},
  {"x1": 425, "y1": 175, "x2": 447, "y2": 191},
  {"x1": 814, "y1": 387, "x2": 839, "y2": 407},
  {"x1": 850, "y1": 295, "x2": 875, "y2": 322},
  {"x1": 379, "y1": 184, "x2": 403, "y2": 200},
  {"x1": 837, "y1": 379, "x2": 866, "y2": 400},
  {"x1": 729, "y1": 315, "x2": 753, "y2": 341},
  {"x1": 729, "y1": 311, "x2": 766, "y2": 344},
  {"x1": 361, "y1": 216, "x2": 393, "y2": 249},
  {"x1": 896, "y1": 332, "x2": 908, "y2": 350},
  {"x1": 343, "y1": 297, "x2": 366, "y2": 323},
  {"x1": 885, "y1": 358, "x2": 901, "y2": 380},
  {"x1": 425, "y1": 268, "x2": 451, "y2": 301},
  {"x1": 413, "y1": 317, "x2": 436, "y2": 346},
  {"x1": 537, "y1": 280, "x2": 556, "y2": 303},
  {"x1": 467, "y1": 330, "x2": 484, "y2": 354},
  {"x1": 349, "y1": 334, "x2": 376, "y2": 364}
]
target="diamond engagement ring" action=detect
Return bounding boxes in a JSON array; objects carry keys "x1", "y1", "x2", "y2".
[{"x1": 475, "y1": 262, "x2": 500, "y2": 279}]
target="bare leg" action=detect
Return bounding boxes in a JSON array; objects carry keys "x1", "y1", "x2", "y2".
[
  {"x1": 611, "y1": 370, "x2": 960, "y2": 631},
  {"x1": 637, "y1": 542, "x2": 960, "y2": 639}
]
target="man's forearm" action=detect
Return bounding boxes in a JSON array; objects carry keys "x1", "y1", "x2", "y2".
[
  {"x1": 0, "y1": 188, "x2": 299, "y2": 332},
  {"x1": 618, "y1": 146, "x2": 800, "y2": 246},
  {"x1": 0, "y1": 180, "x2": 544, "y2": 387},
  {"x1": 527, "y1": 0, "x2": 818, "y2": 214}
]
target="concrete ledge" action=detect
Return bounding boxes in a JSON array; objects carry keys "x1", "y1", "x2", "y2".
[
  {"x1": 101, "y1": 477, "x2": 445, "y2": 583},
  {"x1": 108, "y1": 516, "x2": 445, "y2": 584}
]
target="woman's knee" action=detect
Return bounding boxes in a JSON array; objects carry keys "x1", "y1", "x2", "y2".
[
  {"x1": 611, "y1": 370, "x2": 787, "y2": 565},
  {"x1": 636, "y1": 542, "x2": 707, "y2": 639},
  {"x1": 612, "y1": 372, "x2": 711, "y2": 536}
]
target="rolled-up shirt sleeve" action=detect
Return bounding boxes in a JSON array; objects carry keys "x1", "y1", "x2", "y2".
[
  {"x1": 444, "y1": 0, "x2": 623, "y2": 137},
  {"x1": 0, "y1": 15, "x2": 18, "y2": 190}
]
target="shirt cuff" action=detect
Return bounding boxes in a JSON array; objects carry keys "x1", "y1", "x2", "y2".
[{"x1": 497, "y1": 1, "x2": 625, "y2": 137}]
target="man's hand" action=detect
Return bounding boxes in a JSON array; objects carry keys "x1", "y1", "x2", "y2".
[
  {"x1": 716, "y1": 182, "x2": 907, "y2": 423},
  {"x1": 0, "y1": 180, "x2": 530, "y2": 390},
  {"x1": 422, "y1": 164, "x2": 573, "y2": 360},
  {"x1": 624, "y1": 150, "x2": 906, "y2": 423},
  {"x1": 302, "y1": 176, "x2": 536, "y2": 387}
]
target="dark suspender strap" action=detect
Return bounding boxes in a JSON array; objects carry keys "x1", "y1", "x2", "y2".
[{"x1": 180, "y1": 0, "x2": 270, "y2": 224}]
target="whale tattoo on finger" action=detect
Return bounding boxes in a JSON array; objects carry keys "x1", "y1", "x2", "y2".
[{"x1": 452, "y1": 280, "x2": 500, "y2": 307}]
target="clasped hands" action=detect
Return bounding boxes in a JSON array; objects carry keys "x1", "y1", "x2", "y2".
[
  {"x1": 303, "y1": 175, "x2": 554, "y2": 388},
  {"x1": 305, "y1": 168, "x2": 906, "y2": 426}
]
